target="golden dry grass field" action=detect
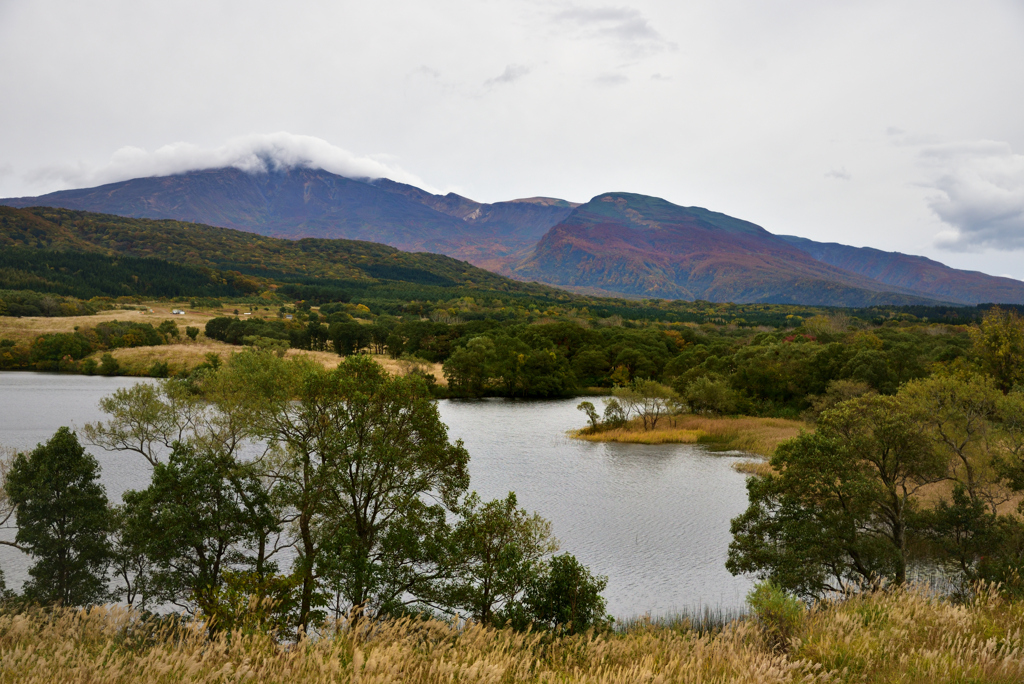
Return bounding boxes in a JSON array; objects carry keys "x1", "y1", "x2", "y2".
[
  {"x1": 0, "y1": 304, "x2": 447, "y2": 384},
  {"x1": 2, "y1": 586, "x2": 1024, "y2": 683},
  {"x1": 0, "y1": 302, "x2": 239, "y2": 342}
]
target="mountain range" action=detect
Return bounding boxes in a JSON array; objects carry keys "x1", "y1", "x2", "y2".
[{"x1": 5, "y1": 166, "x2": 1023, "y2": 307}]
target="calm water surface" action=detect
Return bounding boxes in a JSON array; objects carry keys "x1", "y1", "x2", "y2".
[{"x1": 0, "y1": 371, "x2": 755, "y2": 617}]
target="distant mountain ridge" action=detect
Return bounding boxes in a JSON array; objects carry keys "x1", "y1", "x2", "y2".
[
  {"x1": 1, "y1": 168, "x2": 575, "y2": 271},
  {"x1": 511, "y1": 193, "x2": 948, "y2": 307},
  {"x1": 4, "y1": 167, "x2": 1023, "y2": 306},
  {"x1": 778, "y1": 235, "x2": 1024, "y2": 306}
]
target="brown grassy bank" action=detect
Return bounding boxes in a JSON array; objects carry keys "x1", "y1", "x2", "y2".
[
  {"x1": 572, "y1": 415, "x2": 809, "y2": 458},
  {"x1": 1, "y1": 587, "x2": 1023, "y2": 683},
  {"x1": 83, "y1": 346, "x2": 446, "y2": 384}
]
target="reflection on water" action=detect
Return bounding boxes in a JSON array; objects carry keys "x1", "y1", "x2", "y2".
[{"x1": 0, "y1": 373, "x2": 755, "y2": 617}]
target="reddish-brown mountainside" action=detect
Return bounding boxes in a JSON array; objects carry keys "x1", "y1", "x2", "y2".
[{"x1": 513, "y1": 193, "x2": 945, "y2": 306}]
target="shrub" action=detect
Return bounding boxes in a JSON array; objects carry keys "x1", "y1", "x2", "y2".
[
  {"x1": 601, "y1": 398, "x2": 627, "y2": 428},
  {"x1": 685, "y1": 377, "x2": 736, "y2": 415},
  {"x1": 185, "y1": 326, "x2": 199, "y2": 341},
  {"x1": 524, "y1": 553, "x2": 610, "y2": 634},
  {"x1": 746, "y1": 581, "x2": 805, "y2": 652},
  {"x1": 158, "y1": 319, "x2": 179, "y2": 340},
  {"x1": 99, "y1": 353, "x2": 120, "y2": 376},
  {"x1": 149, "y1": 361, "x2": 170, "y2": 378}
]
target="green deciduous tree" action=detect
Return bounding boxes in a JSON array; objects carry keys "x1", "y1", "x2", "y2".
[
  {"x1": 121, "y1": 443, "x2": 278, "y2": 617},
  {"x1": 523, "y1": 553, "x2": 609, "y2": 634},
  {"x1": 971, "y1": 306, "x2": 1024, "y2": 392},
  {"x1": 220, "y1": 351, "x2": 470, "y2": 628},
  {"x1": 685, "y1": 376, "x2": 736, "y2": 415},
  {"x1": 576, "y1": 401, "x2": 600, "y2": 432},
  {"x1": 728, "y1": 394, "x2": 942, "y2": 597},
  {"x1": 443, "y1": 492, "x2": 558, "y2": 625},
  {"x1": 901, "y1": 374, "x2": 1005, "y2": 513},
  {"x1": 6, "y1": 428, "x2": 113, "y2": 606},
  {"x1": 612, "y1": 379, "x2": 680, "y2": 430},
  {"x1": 443, "y1": 336, "x2": 495, "y2": 396}
]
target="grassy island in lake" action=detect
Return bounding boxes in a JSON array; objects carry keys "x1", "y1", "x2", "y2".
[{"x1": 571, "y1": 414, "x2": 808, "y2": 458}]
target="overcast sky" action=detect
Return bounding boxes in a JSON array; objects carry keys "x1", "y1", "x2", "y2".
[{"x1": 2, "y1": 0, "x2": 1023, "y2": 279}]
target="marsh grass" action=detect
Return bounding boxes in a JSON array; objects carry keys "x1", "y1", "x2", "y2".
[
  {"x1": 573, "y1": 415, "x2": 808, "y2": 457},
  {"x1": 733, "y1": 459, "x2": 776, "y2": 477},
  {"x1": 3, "y1": 587, "x2": 1024, "y2": 682},
  {"x1": 574, "y1": 427, "x2": 706, "y2": 444},
  {"x1": 618, "y1": 605, "x2": 750, "y2": 636}
]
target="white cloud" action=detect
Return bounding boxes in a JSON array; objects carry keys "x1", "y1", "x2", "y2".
[
  {"x1": 485, "y1": 64, "x2": 531, "y2": 86},
  {"x1": 21, "y1": 133, "x2": 438, "y2": 195},
  {"x1": 552, "y1": 4, "x2": 672, "y2": 56},
  {"x1": 921, "y1": 140, "x2": 1024, "y2": 251},
  {"x1": 595, "y1": 72, "x2": 629, "y2": 86},
  {"x1": 825, "y1": 168, "x2": 851, "y2": 181}
]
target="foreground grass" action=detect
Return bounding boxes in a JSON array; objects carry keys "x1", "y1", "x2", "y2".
[
  {"x1": 2, "y1": 588, "x2": 1023, "y2": 683},
  {"x1": 573, "y1": 414, "x2": 808, "y2": 458}
]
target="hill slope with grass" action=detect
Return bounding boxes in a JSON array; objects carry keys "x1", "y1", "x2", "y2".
[{"x1": 0, "y1": 206, "x2": 571, "y2": 302}]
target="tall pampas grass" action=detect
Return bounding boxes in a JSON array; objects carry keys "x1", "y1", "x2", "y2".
[{"x1": 2, "y1": 586, "x2": 1024, "y2": 682}]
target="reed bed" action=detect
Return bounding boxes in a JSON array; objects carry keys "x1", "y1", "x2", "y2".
[
  {"x1": 617, "y1": 604, "x2": 750, "y2": 636},
  {"x1": 573, "y1": 427, "x2": 706, "y2": 445},
  {"x1": 732, "y1": 459, "x2": 776, "y2": 476},
  {"x1": 2, "y1": 587, "x2": 1023, "y2": 683}
]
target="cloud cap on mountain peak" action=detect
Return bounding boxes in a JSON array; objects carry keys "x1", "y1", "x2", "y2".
[{"x1": 22, "y1": 133, "x2": 437, "y2": 196}]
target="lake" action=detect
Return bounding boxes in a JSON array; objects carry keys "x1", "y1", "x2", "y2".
[{"x1": 0, "y1": 371, "x2": 755, "y2": 618}]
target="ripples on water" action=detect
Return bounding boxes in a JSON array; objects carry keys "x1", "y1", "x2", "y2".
[{"x1": 0, "y1": 372, "x2": 755, "y2": 617}]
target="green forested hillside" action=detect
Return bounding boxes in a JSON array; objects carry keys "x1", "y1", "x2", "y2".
[
  {"x1": 0, "y1": 247, "x2": 256, "y2": 299},
  {"x1": 0, "y1": 206, "x2": 554, "y2": 293}
]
